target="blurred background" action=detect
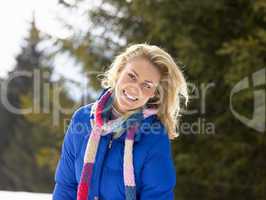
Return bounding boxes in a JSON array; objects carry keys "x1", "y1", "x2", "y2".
[{"x1": 0, "y1": 0, "x2": 265, "y2": 199}]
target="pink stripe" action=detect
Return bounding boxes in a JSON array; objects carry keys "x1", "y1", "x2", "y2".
[
  {"x1": 91, "y1": 126, "x2": 101, "y2": 140},
  {"x1": 143, "y1": 108, "x2": 158, "y2": 118},
  {"x1": 124, "y1": 166, "x2": 136, "y2": 186}
]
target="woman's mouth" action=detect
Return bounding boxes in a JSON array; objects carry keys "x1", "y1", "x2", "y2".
[{"x1": 122, "y1": 89, "x2": 138, "y2": 102}]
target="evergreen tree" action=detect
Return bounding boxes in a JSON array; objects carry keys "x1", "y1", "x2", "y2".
[
  {"x1": 57, "y1": 0, "x2": 266, "y2": 198},
  {"x1": 0, "y1": 16, "x2": 75, "y2": 192}
]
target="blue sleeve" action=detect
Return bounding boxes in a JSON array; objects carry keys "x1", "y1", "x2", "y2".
[
  {"x1": 139, "y1": 133, "x2": 176, "y2": 200},
  {"x1": 52, "y1": 110, "x2": 79, "y2": 200}
]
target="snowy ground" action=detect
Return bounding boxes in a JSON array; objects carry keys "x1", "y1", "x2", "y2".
[{"x1": 0, "y1": 191, "x2": 52, "y2": 200}]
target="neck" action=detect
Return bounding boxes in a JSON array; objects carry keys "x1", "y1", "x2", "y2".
[
  {"x1": 112, "y1": 94, "x2": 127, "y2": 115},
  {"x1": 111, "y1": 103, "x2": 123, "y2": 118}
]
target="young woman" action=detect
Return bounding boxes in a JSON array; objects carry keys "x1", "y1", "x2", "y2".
[{"x1": 52, "y1": 43, "x2": 189, "y2": 200}]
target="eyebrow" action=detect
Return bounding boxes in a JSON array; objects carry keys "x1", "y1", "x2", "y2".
[{"x1": 131, "y1": 69, "x2": 154, "y2": 84}]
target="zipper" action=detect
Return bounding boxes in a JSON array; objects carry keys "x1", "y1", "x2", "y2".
[{"x1": 108, "y1": 136, "x2": 113, "y2": 149}]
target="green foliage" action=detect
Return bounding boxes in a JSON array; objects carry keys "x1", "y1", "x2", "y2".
[{"x1": 58, "y1": 0, "x2": 266, "y2": 198}]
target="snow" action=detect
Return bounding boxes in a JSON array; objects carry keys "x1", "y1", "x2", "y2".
[{"x1": 0, "y1": 191, "x2": 52, "y2": 200}]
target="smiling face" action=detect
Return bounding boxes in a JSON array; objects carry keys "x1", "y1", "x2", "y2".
[{"x1": 113, "y1": 57, "x2": 161, "y2": 114}]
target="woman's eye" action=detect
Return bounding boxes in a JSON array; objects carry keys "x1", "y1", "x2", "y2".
[
  {"x1": 143, "y1": 83, "x2": 151, "y2": 89},
  {"x1": 128, "y1": 73, "x2": 136, "y2": 80}
]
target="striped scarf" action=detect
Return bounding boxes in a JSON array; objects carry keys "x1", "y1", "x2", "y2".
[{"x1": 77, "y1": 88, "x2": 158, "y2": 200}]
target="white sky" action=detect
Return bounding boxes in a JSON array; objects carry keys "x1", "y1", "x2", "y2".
[
  {"x1": 0, "y1": 0, "x2": 98, "y2": 100},
  {"x1": 0, "y1": 0, "x2": 60, "y2": 77},
  {"x1": 0, "y1": 0, "x2": 90, "y2": 79}
]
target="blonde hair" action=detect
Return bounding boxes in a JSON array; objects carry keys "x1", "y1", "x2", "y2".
[{"x1": 99, "y1": 43, "x2": 189, "y2": 140}]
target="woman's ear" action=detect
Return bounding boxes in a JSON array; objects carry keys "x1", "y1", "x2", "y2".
[{"x1": 152, "y1": 87, "x2": 160, "y2": 99}]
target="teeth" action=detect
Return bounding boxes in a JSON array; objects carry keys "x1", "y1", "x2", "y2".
[{"x1": 123, "y1": 90, "x2": 137, "y2": 101}]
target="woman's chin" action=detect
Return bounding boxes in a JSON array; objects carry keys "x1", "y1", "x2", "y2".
[
  {"x1": 118, "y1": 101, "x2": 138, "y2": 113},
  {"x1": 118, "y1": 102, "x2": 132, "y2": 113}
]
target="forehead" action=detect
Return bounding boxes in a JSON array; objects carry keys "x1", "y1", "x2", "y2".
[{"x1": 124, "y1": 58, "x2": 161, "y2": 83}]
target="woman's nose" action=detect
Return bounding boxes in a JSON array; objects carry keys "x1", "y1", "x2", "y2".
[{"x1": 127, "y1": 84, "x2": 141, "y2": 96}]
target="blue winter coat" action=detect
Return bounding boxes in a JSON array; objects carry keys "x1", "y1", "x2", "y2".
[{"x1": 52, "y1": 100, "x2": 176, "y2": 200}]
